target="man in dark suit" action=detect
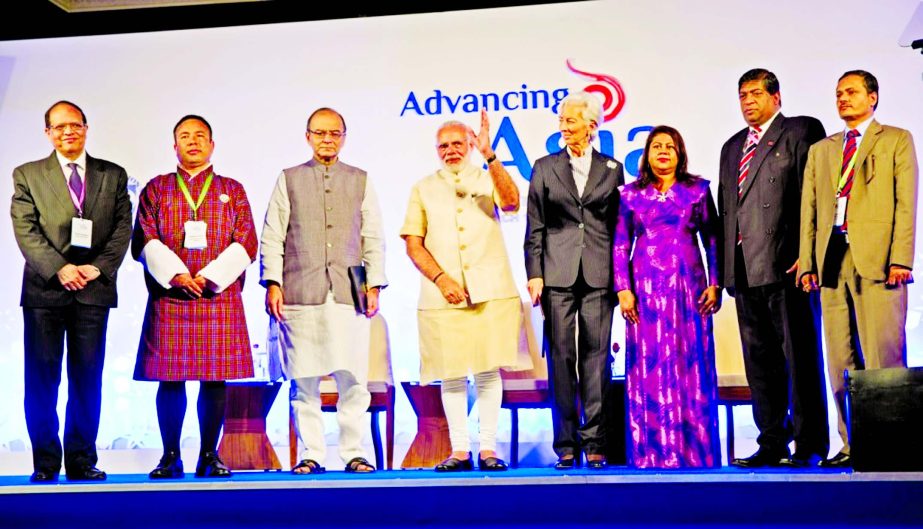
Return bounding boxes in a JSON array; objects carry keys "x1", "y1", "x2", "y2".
[
  {"x1": 525, "y1": 91, "x2": 624, "y2": 469},
  {"x1": 10, "y1": 100, "x2": 132, "y2": 482},
  {"x1": 717, "y1": 69, "x2": 829, "y2": 468}
]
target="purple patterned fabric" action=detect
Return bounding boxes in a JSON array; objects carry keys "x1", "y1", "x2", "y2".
[{"x1": 613, "y1": 176, "x2": 722, "y2": 468}]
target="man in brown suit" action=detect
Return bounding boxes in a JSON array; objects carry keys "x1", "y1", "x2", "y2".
[{"x1": 799, "y1": 70, "x2": 918, "y2": 468}]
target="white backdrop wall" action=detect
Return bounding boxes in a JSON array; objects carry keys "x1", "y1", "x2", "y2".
[{"x1": 0, "y1": 0, "x2": 920, "y2": 468}]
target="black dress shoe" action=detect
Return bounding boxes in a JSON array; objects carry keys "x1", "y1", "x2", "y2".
[
  {"x1": 65, "y1": 465, "x2": 107, "y2": 481},
  {"x1": 819, "y1": 452, "x2": 851, "y2": 468},
  {"x1": 731, "y1": 448, "x2": 789, "y2": 468},
  {"x1": 149, "y1": 450, "x2": 185, "y2": 479},
  {"x1": 554, "y1": 456, "x2": 577, "y2": 470},
  {"x1": 29, "y1": 470, "x2": 59, "y2": 483},
  {"x1": 434, "y1": 453, "x2": 474, "y2": 472},
  {"x1": 195, "y1": 452, "x2": 232, "y2": 478},
  {"x1": 477, "y1": 456, "x2": 508, "y2": 471},
  {"x1": 779, "y1": 451, "x2": 822, "y2": 468},
  {"x1": 586, "y1": 457, "x2": 608, "y2": 470}
]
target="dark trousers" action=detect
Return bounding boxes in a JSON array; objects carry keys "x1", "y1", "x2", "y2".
[
  {"x1": 543, "y1": 270, "x2": 615, "y2": 457},
  {"x1": 23, "y1": 304, "x2": 110, "y2": 473},
  {"x1": 734, "y1": 247, "x2": 829, "y2": 456}
]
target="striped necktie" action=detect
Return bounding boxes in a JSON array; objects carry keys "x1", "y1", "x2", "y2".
[
  {"x1": 836, "y1": 129, "x2": 860, "y2": 233},
  {"x1": 838, "y1": 129, "x2": 860, "y2": 199},
  {"x1": 737, "y1": 126, "x2": 761, "y2": 198}
]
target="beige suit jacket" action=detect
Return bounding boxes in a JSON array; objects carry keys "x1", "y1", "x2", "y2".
[{"x1": 799, "y1": 120, "x2": 918, "y2": 283}]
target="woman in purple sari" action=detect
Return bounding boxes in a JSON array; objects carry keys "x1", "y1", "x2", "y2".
[{"x1": 613, "y1": 125, "x2": 722, "y2": 468}]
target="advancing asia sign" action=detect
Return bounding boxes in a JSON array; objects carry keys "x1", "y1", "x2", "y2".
[{"x1": 399, "y1": 60, "x2": 652, "y2": 179}]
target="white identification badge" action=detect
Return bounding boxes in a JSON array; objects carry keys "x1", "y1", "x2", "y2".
[
  {"x1": 184, "y1": 220, "x2": 208, "y2": 249},
  {"x1": 834, "y1": 196, "x2": 848, "y2": 227},
  {"x1": 71, "y1": 217, "x2": 92, "y2": 248}
]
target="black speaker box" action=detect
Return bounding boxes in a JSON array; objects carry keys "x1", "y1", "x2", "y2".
[
  {"x1": 604, "y1": 377, "x2": 627, "y2": 465},
  {"x1": 847, "y1": 366, "x2": 923, "y2": 472}
]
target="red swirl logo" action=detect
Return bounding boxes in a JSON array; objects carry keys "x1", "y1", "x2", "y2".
[{"x1": 566, "y1": 59, "x2": 626, "y2": 122}]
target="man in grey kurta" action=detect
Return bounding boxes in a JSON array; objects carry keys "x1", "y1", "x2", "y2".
[{"x1": 260, "y1": 107, "x2": 386, "y2": 474}]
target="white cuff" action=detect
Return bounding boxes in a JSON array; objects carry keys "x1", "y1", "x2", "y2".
[
  {"x1": 198, "y1": 242, "x2": 253, "y2": 293},
  {"x1": 139, "y1": 239, "x2": 189, "y2": 289}
]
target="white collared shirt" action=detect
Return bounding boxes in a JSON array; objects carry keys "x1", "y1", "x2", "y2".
[
  {"x1": 752, "y1": 110, "x2": 781, "y2": 143},
  {"x1": 567, "y1": 147, "x2": 592, "y2": 196},
  {"x1": 55, "y1": 150, "x2": 87, "y2": 187},
  {"x1": 843, "y1": 115, "x2": 874, "y2": 146}
]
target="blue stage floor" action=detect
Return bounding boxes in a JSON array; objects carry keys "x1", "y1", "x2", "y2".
[{"x1": 2, "y1": 467, "x2": 922, "y2": 528}]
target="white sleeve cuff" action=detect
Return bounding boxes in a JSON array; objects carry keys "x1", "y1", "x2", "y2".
[
  {"x1": 198, "y1": 242, "x2": 253, "y2": 293},
  {"x1": 139, "y1": 239, "x2": 189, "y2": 289}
]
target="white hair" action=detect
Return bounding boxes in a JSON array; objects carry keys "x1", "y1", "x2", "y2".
[
  {"x1": 436, "y1": 120, "x2": 471, "y2": 140},
  {"x1": 559, "y1": 91, "x2": 603, "y2": 129}
]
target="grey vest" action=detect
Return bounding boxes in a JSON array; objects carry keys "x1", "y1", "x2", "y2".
[{"x1": 282, "y1": 159, "x2": 366, "y2": 305}]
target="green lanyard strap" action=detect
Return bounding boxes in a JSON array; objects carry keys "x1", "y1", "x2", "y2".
[{"x1": 176, "y1": 169, "x2": 214, "y2": 221}]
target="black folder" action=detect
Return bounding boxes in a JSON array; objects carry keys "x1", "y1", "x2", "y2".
[{"x1": 348, "y1": 265, "x2": 368, "y2": 315}]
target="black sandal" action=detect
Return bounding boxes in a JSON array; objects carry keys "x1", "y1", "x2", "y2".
[
  {"x1": 477, "y1": 455, "x2": 508, "y2": 471},
  {"x1": 345, "y1": 457, "x2": 375, "y2": 473},
  {"x1": 292, "y1": 459, "x2": 325, "y2": 474},
  {"x1": 435, "y1": 453, "x2": 474, "y2": 472}
]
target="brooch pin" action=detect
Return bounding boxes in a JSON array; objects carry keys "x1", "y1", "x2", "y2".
[
  {"x1": 606, "y1": 160, "x2": 618, "y2": 169},
  {"x1": 219, "y1": 194, "x2": 230, "y2": 203}
]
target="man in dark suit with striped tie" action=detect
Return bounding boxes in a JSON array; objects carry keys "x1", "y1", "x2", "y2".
[
  {"x1": 717, "y1": 69, "x2": 829, "y2": 468},
  {"x1": 525, "y1": 91, "x2": 624, "y2": 470},
  {"x1": 11, "y1": 101, "x2": 132, "y2": 482}
]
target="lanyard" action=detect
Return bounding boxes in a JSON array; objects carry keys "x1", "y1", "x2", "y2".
[
  {"x1": 836, "y1": 155, "x2": 858, "y2": 195},
  {"x1": 836, "y1": 132, "x2": 860, "y2": 195},
  {"x1": 176, "y1": 170, "x2": 214, "y2": 221}
]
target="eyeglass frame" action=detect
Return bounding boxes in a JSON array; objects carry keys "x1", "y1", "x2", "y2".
[
  {"x1": 307, "y1": 129, "x2": 346, "y2": 140},
  {"x1": 47, "y1": 122, "x2": 87, "y2": 134}
]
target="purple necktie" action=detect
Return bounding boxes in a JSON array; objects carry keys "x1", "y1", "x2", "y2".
[
  {"x1": 68, "y1": 163, "x2": 84, "y2": 213},
  {"x1": 68, "y1": 163, "x2": 83, "y2": 196}
]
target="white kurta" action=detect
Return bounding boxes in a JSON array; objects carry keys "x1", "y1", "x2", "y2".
[{"x1": 261, "y1": 169, "x2": 385, "y2": 383}]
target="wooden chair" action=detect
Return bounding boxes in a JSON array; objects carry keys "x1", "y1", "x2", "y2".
[
  {"x1": 287, "y1": 313, "x2": 396, "y2": 470},
  {"x1": 499, "y1": 301, "x2": 548, "y2": 468},
  {"x1": 714, "y1": 296, "x2": 752, "y2": 464}
]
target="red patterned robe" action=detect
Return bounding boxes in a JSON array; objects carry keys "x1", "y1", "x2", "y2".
[{"x1": 133, "y1": 168, "x2": 258, "y2": 381}]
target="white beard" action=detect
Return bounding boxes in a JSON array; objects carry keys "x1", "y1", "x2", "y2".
[{"x1": 442, "y1": 160, "x2": 471, "y2": 175}]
